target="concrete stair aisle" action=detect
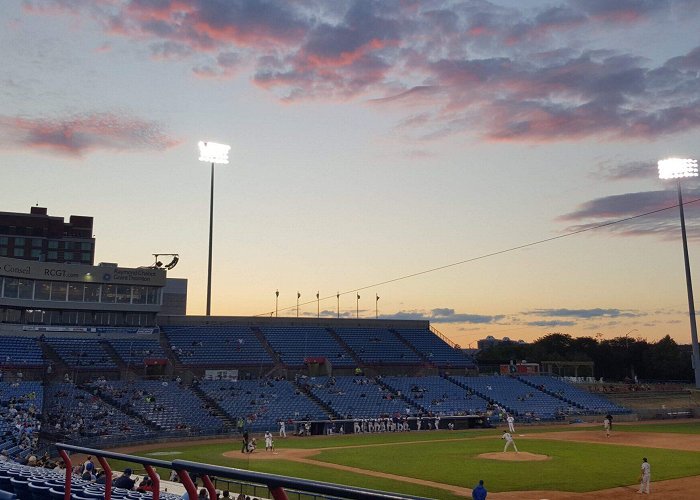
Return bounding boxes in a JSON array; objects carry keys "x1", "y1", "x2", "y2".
[
  {"x1": 189, "y1": 383, "x2": 236, "y2": 431},
  {"x1": 325, "y1": 328, "x2": 364, "y2": 369},
  {"x1": 294, "y1": 379, "x2": 340, "y2": 419}
]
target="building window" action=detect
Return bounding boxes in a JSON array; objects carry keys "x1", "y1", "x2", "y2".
[
  {"x1": 63, "y1": 241, "x2": 73, "y2": 250},
  {"x1": 31, "y1": 238, "x2": 42, "y2": 248},
  {"x1": 3, "y1": 278, "x2": 18, "y2": 298},
  {"x1": 102, "y1": 284, "x2": 116, "y2": 303},
  {"x1": 81, "y1": 242, "x2": 92, "y2": 250},
  {"x1": 68, "y1": 283, "x2": 84, "y2": 302},
  {"x1": 47, "y1": 251, "x2": 58, "y2": 260},
  {"x1": 0, "y1": 237, "x2": 7, "y2": 245},
  {"x1": 61, "y1": 311, "x2": 78, "y2": 325},
  {"x1": 46, "y1": 310, "x2": 61, "y2": 325},
  {"x1": 116, "y1": 285, "x2": 131, "y2": 304},
  {"x1": 84, "y1": 283, "x2": 100, "y2": 302},
  {"x1": 0, "y1": 248, "x2": 7, "y2": 257},
  {"x1": 35, "y1": 281, "x2": 51, "y2": 300},
  {"x1": 50, "y1": 281, "x2": 67, "y2": 301},
  {"x1": 14, "y1": 237, "x2": 25, "y2": 246},
  {"x1": 31, "y1": 249, "x2": 42, "y2": 259},
  {"x1": 13, "y1": 248, "x2": 25, "y2": 257},
  {"x1": 63, "y1": 252, "x2": 74, "y2": 261},
  {"x1": 18, "y1": 279, "x2": 33, "y2": 299},
  {"x1": 81, "y1": 253, "x2": 91, "y2": 262},
  {"x1": 132, "y1": 286, "x2": 147, "y2": 304},
  {"x1": 48, "y1": 240, "x2": 58, "y2": 249},
  {"x1": 146, "y1": 287, "x2": 159, "y2": 304},
  {"x1": 25, "y1": 309, "x2": 45, "y2": 324}
]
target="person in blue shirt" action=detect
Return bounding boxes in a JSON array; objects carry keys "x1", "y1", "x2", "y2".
[{"x1": 472, "y1": 479, "x2": 487, "y2": 500}]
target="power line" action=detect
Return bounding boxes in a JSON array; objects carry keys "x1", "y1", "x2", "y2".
[{"x1": 257, "y1": 197, "x2": 700, "y2": 317}]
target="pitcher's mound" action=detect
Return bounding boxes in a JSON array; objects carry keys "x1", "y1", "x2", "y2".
[{"x1": 478, "y1": 452, "x2": 550, "y2": 461}]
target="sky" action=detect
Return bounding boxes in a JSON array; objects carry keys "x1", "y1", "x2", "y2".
[{"x1": 2, "y1": 0, "x2": 700, "y2": 348}]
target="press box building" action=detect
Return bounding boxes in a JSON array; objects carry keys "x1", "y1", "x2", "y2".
[{"x1": 0, "y1": 207, "x2": 185, "y2": 326}]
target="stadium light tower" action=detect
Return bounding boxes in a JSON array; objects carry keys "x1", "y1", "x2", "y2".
[
  {"x1": 198, "y1": 141, "x2": 230, "y2": 316},
  {"x1": 658, "y1": 158, "x2": 700, "y2": 388}
]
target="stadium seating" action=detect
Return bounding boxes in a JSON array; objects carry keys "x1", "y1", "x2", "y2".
[
  {"x1": 0, "y1": 459, "x2": 182, "y2": 500},
  {"x1": 91, "y1": 380, "x2": 224, "y2": 433},
  {"x1": 107, "y1": 338, "x2": 168, "y2": 367},
  {"x1": 0, "y1": 382, "x2": 42, "y2": 461},
  {"x1": 0, "y1": 337, "x2": 43, "y2": 367},
  {"x1": 199, "y1": 378, "x2": 329, "y2": 431},
  {"x1": 452, "y1": 375, "x2": 571, "y2": 419},
  {"x1": 382, "y1": 375, "x2": 489, "y2": 415},
  {"x1": 43, "y1": 383, "x2": 154, "y2": 441},
  {"x1": 392, "y1": 328, "x2": 476, "y2": 368},
  {"x1": 258, "y1": 325, "x2": 356, "y2": 368},
  {"x1": 162, "y1": 325, "x2": 274, "y2": 367},
  {"x1": 44, "y1": 338, "x2": 117, "y2": 369},
  {"x1": 305, "y1": 376, "x2": 418, "y2": 418},
  {"x1": 331, "y1": 327, "x2": 422, "y2": 365},
  {"x1": 518, "y1": 375, "x2": 629, "y2": 414}
]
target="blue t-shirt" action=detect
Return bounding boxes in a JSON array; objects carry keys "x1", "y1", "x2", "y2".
[{"x1": 472, "y1": 484, "x2": 487, "y2": 500}]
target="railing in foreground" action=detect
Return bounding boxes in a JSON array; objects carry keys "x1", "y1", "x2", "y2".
[{"x1": 56, "y1": 442, "x2": 429, "y2": 500}]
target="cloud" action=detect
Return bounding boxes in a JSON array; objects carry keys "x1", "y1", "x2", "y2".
[
  {"x1": 525, "y1": 308, "x2": 643, "y2": 318},
  {"x1": 150, "y1": 41, "x2": 192, "y2": 60},
  {"x1": 595, "y1": 160, "x2": 657, "y2": 180},
  {"x1": 382, "y1": 307, "x2": 504, "y2": 324},
  {"x1": 526, "y1": 320, "x2": 577, "y2": 327},
  {"x1": 558, "y1": 189, "x2": 700, "y2": 239},
  {"x1": 26, "y1": 0, "x2": 700, "y2": 141},
  {"x1": 0, "y1": 112, "x2": 179, "y2": 156}
]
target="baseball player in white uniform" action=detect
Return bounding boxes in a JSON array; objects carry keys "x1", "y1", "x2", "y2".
[
  {"x1": 603, "y1": 417, "x2": 611, "y2": 438},
  {"x1": 502, "y1": 431, "x2": 518, "y2": 453},
  {"x1": 639, "y1": 457, "x2": 650, "y2": 494},
  {"x1": 507, "y1": 414, "x2": 515, "y2": 433},
  {"x1": 264, "y1": 431, "x2": 274, "y2": 451}
]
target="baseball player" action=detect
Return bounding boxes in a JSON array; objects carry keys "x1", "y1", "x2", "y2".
[
  {"x1": 502, "y1": 431, "x2": 518, "y2": 453},
  {"x1": 638, "y1": 457, "x2": 650, "y2": 494},
  {"x1": 603, "y1": 417, "x2": 611, "y2": 438},
  {"x1": 506, "y1": 414, "x2": 515, "y2": 433},
  {"x1": 264, "y1": 431, "x2": 274, "y2": 452}
]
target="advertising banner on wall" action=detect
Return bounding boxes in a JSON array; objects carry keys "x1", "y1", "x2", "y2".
[{"x1": 0, "y1": 256, "x2": 166, "y2": 286}]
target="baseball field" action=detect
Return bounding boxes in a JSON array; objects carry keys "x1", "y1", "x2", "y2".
[{"x1": 112, "y1": 420, "x2": 700, "y2": 499}]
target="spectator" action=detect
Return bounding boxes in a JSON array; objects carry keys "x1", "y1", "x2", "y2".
[{"x1": 113, "y1": 468, "x2": 136, "y2": 490}]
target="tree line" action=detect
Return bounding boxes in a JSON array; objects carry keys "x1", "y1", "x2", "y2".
[{"x1": 475, "y1": 333, "x2": 693, "y2": 382}]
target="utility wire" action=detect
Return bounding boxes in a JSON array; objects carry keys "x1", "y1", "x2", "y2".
[{"x1": 256, "y1": 197, "x2": 700, "y2": 317}]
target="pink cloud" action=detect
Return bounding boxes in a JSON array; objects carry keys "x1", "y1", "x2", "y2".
[
  {"x1": 0, "y1": 112, "x2": 180, "y2": 157},
  {"x1": 23, "y1": 1, "x2": 700, "y2": 142}
]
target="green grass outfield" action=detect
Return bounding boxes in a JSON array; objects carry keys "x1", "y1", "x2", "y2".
[{"x1": 112, "y1": 422, "x2": 700, "y2": 499}]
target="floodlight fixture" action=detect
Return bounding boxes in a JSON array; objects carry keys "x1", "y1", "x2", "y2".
[
  {"x1": 150, "y1": 253, "x2": 179, "y2": 270},
  {"x1": 199, "y1": 140, "x2": 231, "y2": 315},
  {"x1": 198, "y1": 141, "x2": 230, "y2": 164},
  {"x1": 658, "y1": 158, "x2": 698, "y2": 179},
  {"x1": 658, "y1": 157, "x2": 700, "y2": 388}
]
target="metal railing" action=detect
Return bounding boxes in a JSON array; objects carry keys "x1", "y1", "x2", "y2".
[{"x1": 56, "y1": 442, "x2": 429, "y2": 500}]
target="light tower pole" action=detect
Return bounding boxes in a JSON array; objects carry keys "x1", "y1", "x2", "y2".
[
  {"x1": 198, "y1": 141, "x2": 230, "y2": 316},
  {"x1": 659, "y1": 158, "x2": 700, "y2": 388}
]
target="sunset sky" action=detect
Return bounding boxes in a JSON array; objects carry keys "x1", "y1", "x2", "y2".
[{"x1": 2, "y1": 0, "x2": 700, "y2": 348}]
